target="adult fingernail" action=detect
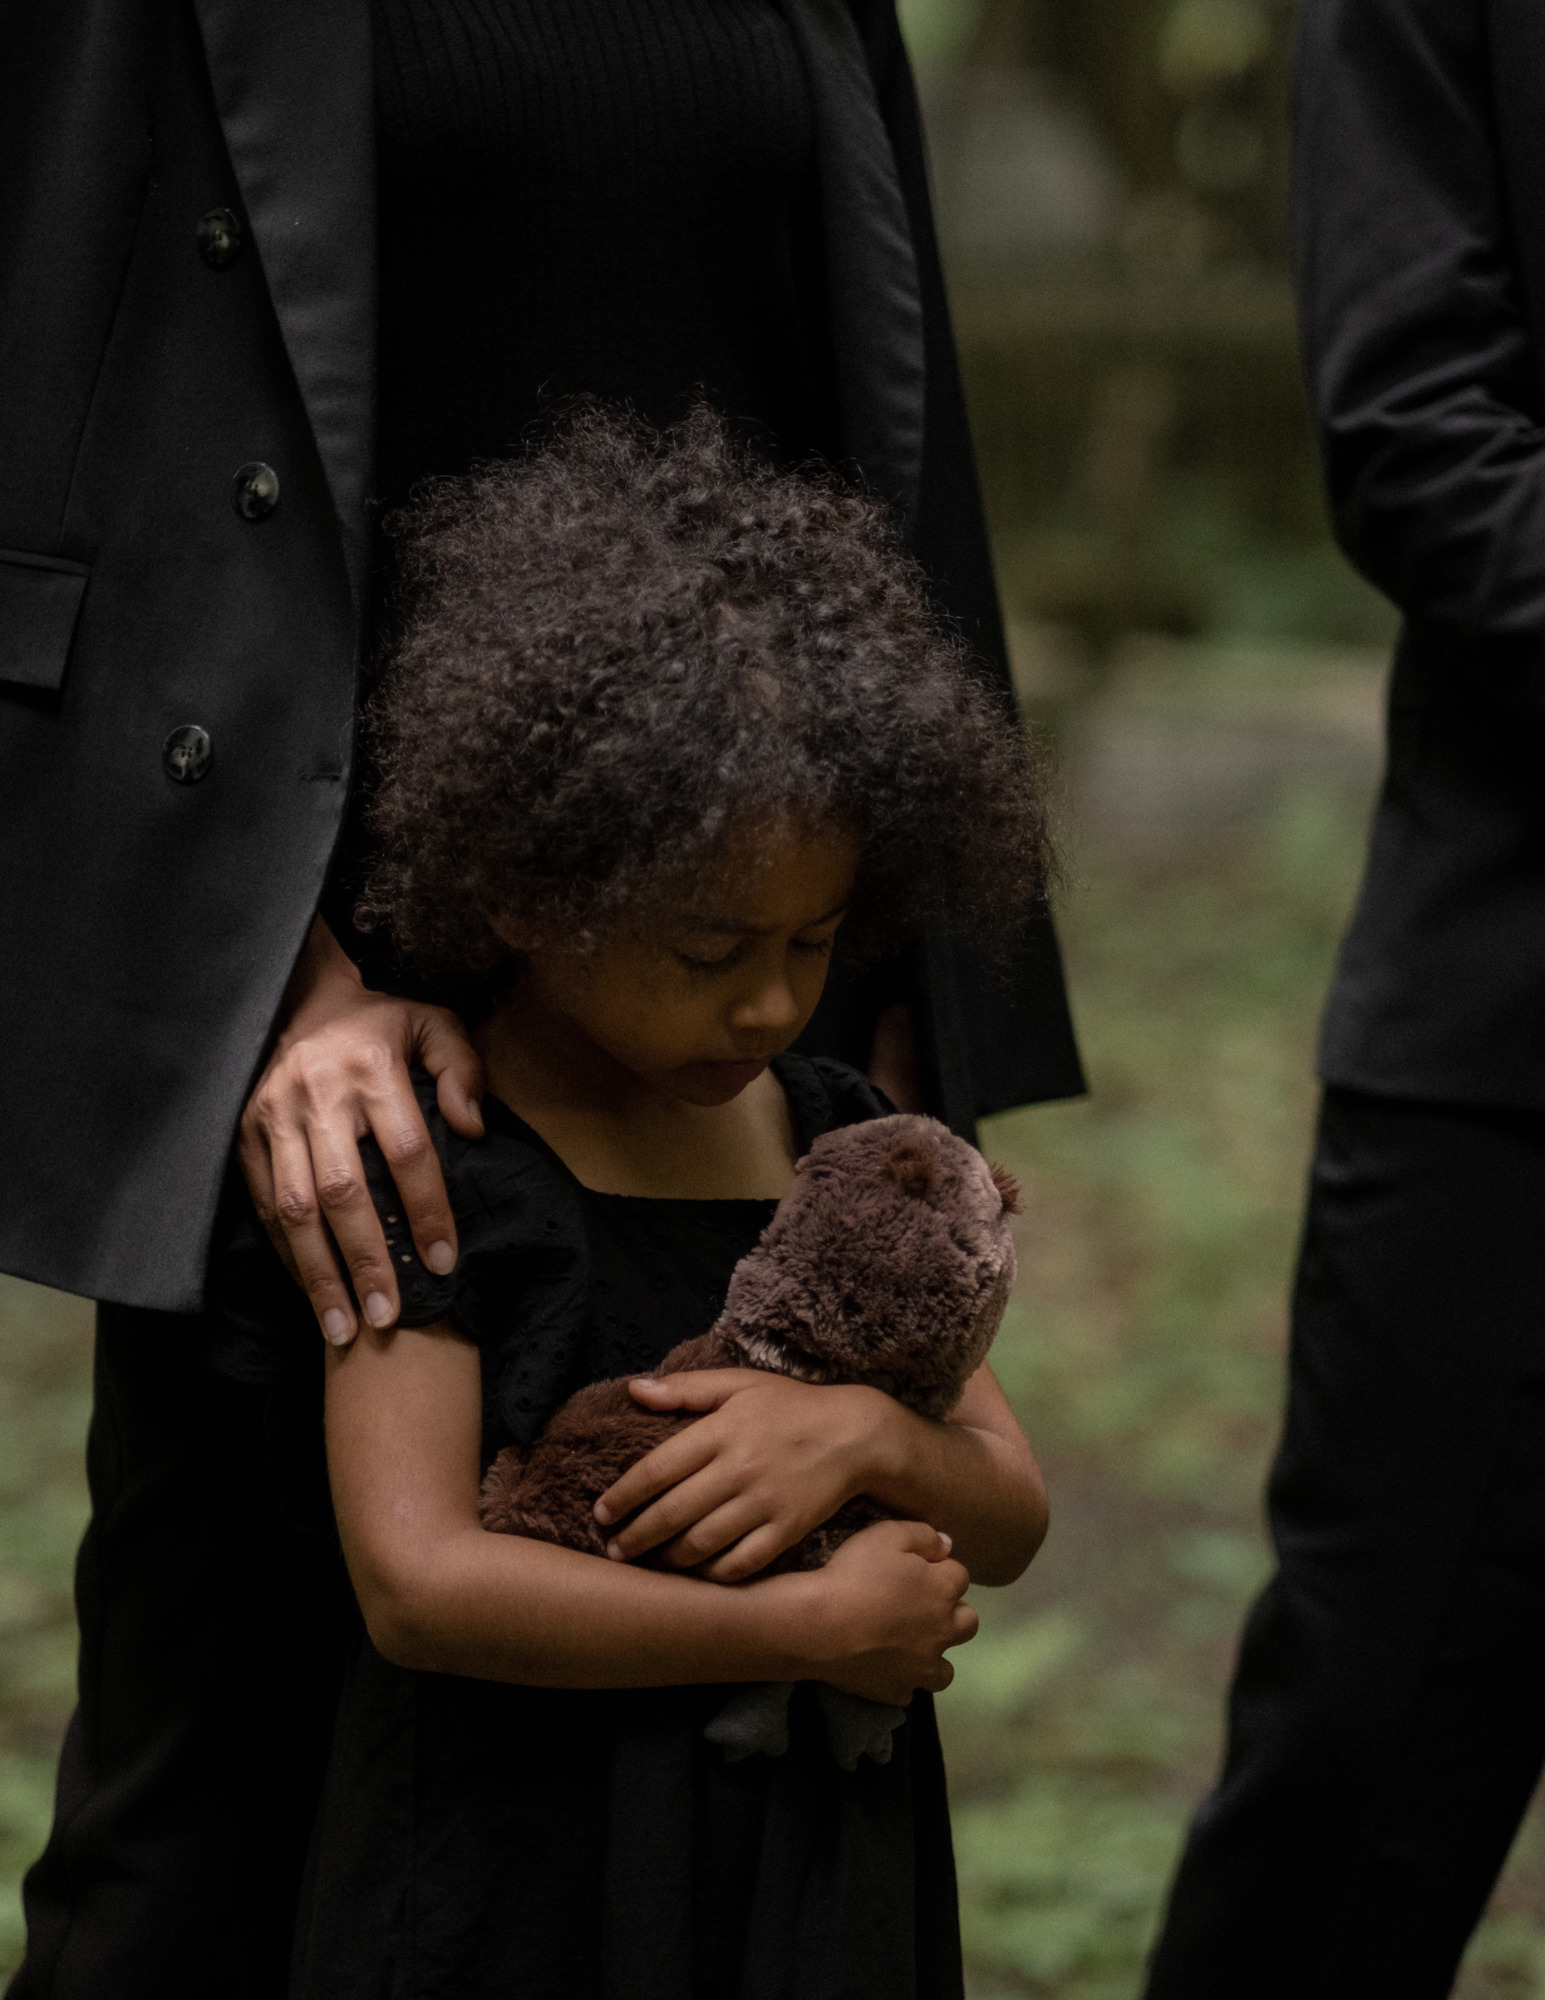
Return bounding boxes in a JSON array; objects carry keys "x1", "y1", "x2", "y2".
[
  {"x1": 322, "y1": 1308, "x2": 352, "y2": 1347},
  {"x1": 364, "y1": 1292, "x2": 394, "y2": 1328},
  {"x1": 606, "y1": 1541, "x2": 623, "y2": 1561},
  {"x1": 938, "y1": 1533, "x2": 953, "y2": 1553},
  {"x1": 425, "y1": 1240, "x2": 455, "y2": 1276},
  {"x1": 593, "y1": 1501, "x2": 613, "y2": 1525}
]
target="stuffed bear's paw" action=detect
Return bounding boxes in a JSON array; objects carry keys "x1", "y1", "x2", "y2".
[
  {"x1": 814, "y1": 1686, "x2": 908, "y2": 1771},
  {"x1": 704, "y1": 1683, "x2": 908, "y2": 1771},
  {"x1": 703, "y1": 1682, "x2": 795, "y2": 1762}
]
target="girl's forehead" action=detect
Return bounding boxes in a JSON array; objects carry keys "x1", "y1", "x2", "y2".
[
  {"x1": 679, "y1": 894, "x2": 850, "y2": 938},
  {"x1": 679, "y1": 827, "x2": 859, "y2": 932}
]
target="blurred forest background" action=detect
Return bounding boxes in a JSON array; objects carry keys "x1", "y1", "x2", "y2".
[{"x1": 1, "y1": 1, "x2": 1543, "y2": 1994}]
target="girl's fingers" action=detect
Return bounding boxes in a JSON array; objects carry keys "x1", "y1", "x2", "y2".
[
  {"x1": 627, "y1": 1369, "x2": 765, "y2": 1413},
  {"x1": 696, "y1": 1521, "x2": 798, "y2": 1583},
  {"x1": 857, "y1": 1517, "x2": 953, "y2": 1565},
  {"x1": 949, "y1": 1602, "x2": 981, "y2": 1648},
  {"x1": 263, "y1": 1128, "x2": 358, "y2": 1345},
  {"x1": 655, "y1": 1497, "x2": 769, "y2": 1572},
  {"x1": 594, "y1": 1424, "x2": 720, "y2": 1527},
  {"x1": 602, "y1": 1463, "x2": 737, "y2": 1560}
]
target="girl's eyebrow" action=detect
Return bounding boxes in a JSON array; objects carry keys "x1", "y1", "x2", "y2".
[{"x1": 682, "y1": 900, "x2": 850, "y2": 936}]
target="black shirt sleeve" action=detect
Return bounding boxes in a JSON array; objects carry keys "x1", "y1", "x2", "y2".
[{"x1": 355, "y1": 1073, "x2": 593, "y2": 1452}]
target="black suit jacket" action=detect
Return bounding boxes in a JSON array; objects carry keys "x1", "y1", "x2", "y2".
[
  {"x1": 1296, "y1": 0, "x2": 1545, "y2": 1109},
  {"x1": 0, "y1": 0, "x2": 1083, "y2": 1312}
]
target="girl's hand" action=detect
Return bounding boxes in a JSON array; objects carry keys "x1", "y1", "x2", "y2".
[
  {"x1": 802, "y1": 1519, "x2": 978, "y2": 1705},
  {"x1": 594, "y1": 1369, "x2": 899, "y2": 1581},
  {"x1": 602, "y1": 1362, "x2": 1048, "y2": 1588},
  {"x1": 240, "y1": 917, "x2": 485, "y2": 1347}
]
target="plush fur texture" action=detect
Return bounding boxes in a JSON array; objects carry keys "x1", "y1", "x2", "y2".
[{"x1": 478, "y1": 1113, "x2": 1022, "y2": 1573}]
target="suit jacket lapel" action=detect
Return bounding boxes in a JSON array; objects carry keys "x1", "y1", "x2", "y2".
[
  {"x1": 192, "y1": 0, "x2": 375, "y2": 608},
  {"x1": 780, "y1": 0, "x2": 926, "y2": 534}
]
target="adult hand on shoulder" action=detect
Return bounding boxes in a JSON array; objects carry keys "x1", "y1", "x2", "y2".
[
  {"x1": 239, "y1": 917, "x2": 485, "y2": 1347},
  {"x1": 805, "y1": 1519, "x2": 977, "y2": 1706}
]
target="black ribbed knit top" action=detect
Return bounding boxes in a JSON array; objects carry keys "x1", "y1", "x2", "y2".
[{"x1": 371, "y1": 0, "x2": 841, "y2": 508}]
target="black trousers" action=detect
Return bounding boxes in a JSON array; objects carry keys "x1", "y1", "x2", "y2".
[
  {"x1": 1144, "y1": 1086, "x2": 1545, "y2": 1999},
  {"x1": 6, "y1": 1304, "x2": 354, "y2": 2000}
]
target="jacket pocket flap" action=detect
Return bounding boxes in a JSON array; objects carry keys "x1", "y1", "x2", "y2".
[{"x1": 0, "y1": 550, "x2": 90, "y2": 691}]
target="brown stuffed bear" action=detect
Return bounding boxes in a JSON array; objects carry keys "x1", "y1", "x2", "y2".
[{"x1": 478, "y1": 1111, "x2": 1022, "y2": 1766}]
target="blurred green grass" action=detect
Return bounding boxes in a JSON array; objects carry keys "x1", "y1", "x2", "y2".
[{"x1": 0, "y1": 1278, "x2": 91, "y2": 1977}]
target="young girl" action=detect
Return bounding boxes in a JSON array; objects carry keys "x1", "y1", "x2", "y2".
[{"x1": 246, "y1": 409, "x2": 1052, "y2": 1998}]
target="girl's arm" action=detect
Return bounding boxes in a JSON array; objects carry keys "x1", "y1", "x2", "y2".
[
  {"x1": 600, "y1": 1363, "x2": 1047, "y2": 1588},
  {"x1": 325, "y1": 1318, "x2": 977, "y2": 1702}
]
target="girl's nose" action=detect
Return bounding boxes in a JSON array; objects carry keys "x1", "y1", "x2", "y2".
[{"x1": 730, "y1": 976, "x2": 800, "y2": 1036}]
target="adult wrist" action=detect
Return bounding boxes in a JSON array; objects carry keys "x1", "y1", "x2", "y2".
[
  {"x1": 277, "y1": 915, "x2": 367, "y2": 1035},
  {"x1": 302, "y1": 914, "x2": 365, "y2": 992}
]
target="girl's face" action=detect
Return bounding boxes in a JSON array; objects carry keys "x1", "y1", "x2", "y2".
[{"x1": 521, "y1": 826, "x2": 859, "y2": 1105}]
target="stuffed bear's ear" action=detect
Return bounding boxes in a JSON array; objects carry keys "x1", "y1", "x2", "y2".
[
  {"x1": 990, "y1": 1162, "x2": 1024, "y2": 1216},
  {"x1": 882, "y1": 1140, "x2": 937, "y2": 1201}
]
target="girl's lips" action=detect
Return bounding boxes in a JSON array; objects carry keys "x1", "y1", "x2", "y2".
[{"x1": 696, "y1": 1057, "x2": 772, "y2": 1086}]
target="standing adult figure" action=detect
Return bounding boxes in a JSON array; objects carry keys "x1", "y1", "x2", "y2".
[
  {"x1": 0, "y1": 0, "x2": 1083, "y2": 1993},
  {"x1": 1144, "y1": 0, "x2": 1545, "y2": 1992}
]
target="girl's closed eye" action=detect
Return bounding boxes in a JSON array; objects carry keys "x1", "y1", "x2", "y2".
[
  {"x1": 672, "y1": 910, "x2": 843, "y2": 975},
  {"x1": 674, "y1": 939, "x2": 834, "y2": 977},
  {"x1": 674, "y1": 936, "x2": 745, "y2": 972}
]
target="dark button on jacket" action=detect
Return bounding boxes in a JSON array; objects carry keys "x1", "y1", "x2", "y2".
[
  {"x1": 231, "y1": 461, "x2": 279, "y2": 520},
  {"x1": 196, "y1": 206, "x2": 244, "y2": 269},
  {"x1": 163, "y1": 725, "x2": 213, "y2": 784}
]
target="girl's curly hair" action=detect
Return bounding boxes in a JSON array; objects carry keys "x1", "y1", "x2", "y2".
[{"x1": 358, "y1": 405, "x2": 1051, "y2": 976}]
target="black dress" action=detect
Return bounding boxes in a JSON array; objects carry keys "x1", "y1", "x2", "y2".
[{"x1": 269, "y1": 1054, "x2": 963, "y2": 2000}]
